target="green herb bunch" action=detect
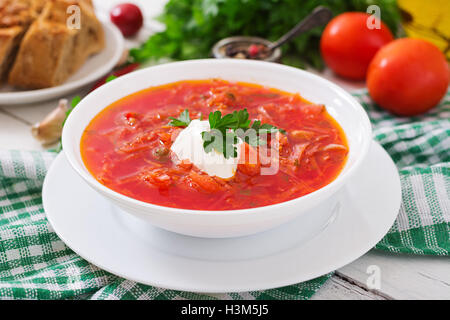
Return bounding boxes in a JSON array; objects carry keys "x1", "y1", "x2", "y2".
[{"x1": 131, "y1": 0, "x2": 400, "y2": 69}]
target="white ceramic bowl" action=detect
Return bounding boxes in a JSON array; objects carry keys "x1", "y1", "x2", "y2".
[{"x1": 62, "y1": 59, "x2": 372, "y2": 238}]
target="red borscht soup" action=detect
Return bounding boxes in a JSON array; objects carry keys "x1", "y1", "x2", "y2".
[{"x1": 81, "y1": 79, "x2": 348, "y2": 210}]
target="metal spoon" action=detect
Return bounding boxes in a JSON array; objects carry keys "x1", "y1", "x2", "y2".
[{"x1": 267, "y1": 6, "x2": 333, "y2": 51}]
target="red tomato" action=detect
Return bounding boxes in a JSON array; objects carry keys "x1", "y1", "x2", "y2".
[
  {"x1": 367, "y1": 38, "x2": 449, "y2": 116},
  {"x1": 320, "y1": 12, "x2": 394, "y2": 80},
  {"x1": 110, "y1": 3, "x2": 143, "y2": 37}
]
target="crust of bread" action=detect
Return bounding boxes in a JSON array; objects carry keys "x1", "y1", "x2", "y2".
[
  {"x1": 0, "y1": 26, "x2": 24, "y2": 80},
  {"x1": 0, "y1": 0, "x2": 40, "y2": 80},
  {"x1": 7, "y1": 0, "x2": 105, "y2": 89}
]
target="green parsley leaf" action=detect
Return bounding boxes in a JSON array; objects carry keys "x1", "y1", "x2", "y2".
[
  {"x1": 208, "y1": 111, "x2": 222, "y2": 129},
  {"x1": 202, "y1": 129, "x2": 238, "y2": 159},
  {"x1": 64, "y1": 95, "x2": 82, "y2": 125},
  {"x1": 70, "y1": 96, "x2": 81, "y2": 109},
  {"x1": 168, "y1": 109, "x2": 191, "y2": 127},
  {"x1": 106, "y1": 75, "x2": 118, "y2": 83}
]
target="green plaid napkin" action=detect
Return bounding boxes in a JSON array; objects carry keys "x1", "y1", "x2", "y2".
[{"x1": 0, "y1": 90, "x2": 448, "y2": 300}]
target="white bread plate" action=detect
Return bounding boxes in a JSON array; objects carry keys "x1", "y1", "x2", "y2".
[{"x1": 0, "y1": 21, "x2": 124, "y2": 105}]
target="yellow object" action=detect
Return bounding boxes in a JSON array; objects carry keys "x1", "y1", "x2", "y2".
[{"x1": 398, "y1": 0, "x2": 450, "y2": 59}]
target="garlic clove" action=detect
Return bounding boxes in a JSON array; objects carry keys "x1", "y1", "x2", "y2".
[{"x1": 31, "y1": 99, "x2": 69, "y2": 145}]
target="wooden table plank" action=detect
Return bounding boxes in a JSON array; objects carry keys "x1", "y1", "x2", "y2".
[
  {"x1": 0, "y1": 111, "x2": 42, "y2": 150},
  {"x1": 313, "y1": 274, "x2": 387, "y2": 300},
  {"x1": 337, "y1": 250, "x2": 450, "y2": 300},
  {"x1": 0, "y1": 91, "x2": 86, "y2": 126}
]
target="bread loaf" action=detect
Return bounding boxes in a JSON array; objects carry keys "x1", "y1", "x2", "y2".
[
  {"x1": 0, "y1": 0, "x2": 40, "y2": 80},
  {"x1": 7, "y1": 0, "x2": 104, "y2": 89}
]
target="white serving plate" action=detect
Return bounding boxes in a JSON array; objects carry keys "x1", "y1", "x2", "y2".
[
  {"x1": 43, "y1": 142, "x2": 401, "y2": 293},
  {"x1": 62, "y1": 59, "x2": 373, "y2": 238},
  {"x1": 0, "y1": 21, "x2": 124, "y2": 105}
]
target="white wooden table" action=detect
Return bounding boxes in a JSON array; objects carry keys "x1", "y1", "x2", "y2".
[{"x1": 0, "y1": 0, "x2": 448, "y2": 300}]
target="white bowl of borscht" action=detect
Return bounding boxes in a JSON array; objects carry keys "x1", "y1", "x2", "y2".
[{"x1": 62, "y1": 59, "x2": 372, "y2": 238}]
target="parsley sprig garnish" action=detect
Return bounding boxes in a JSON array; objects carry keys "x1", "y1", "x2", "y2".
[
  {"x1": 169, "y1": 108, "x2": 285, "y2": 159},
  {"x1": 168, "y1": 109, "x2": 191, "y2": 127}
]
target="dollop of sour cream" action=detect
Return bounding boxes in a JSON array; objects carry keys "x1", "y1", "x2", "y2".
[{"x1": 170, "y1": 119, "x2": 242, "y2": 179}]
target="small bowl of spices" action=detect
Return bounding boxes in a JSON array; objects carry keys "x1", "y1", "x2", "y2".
[
  {"x1": 212, "y1": 36, "x2": 282, "y2": 62},
  {"x1": 212, "y1": 6, "x2": 333, "y2": 63}
]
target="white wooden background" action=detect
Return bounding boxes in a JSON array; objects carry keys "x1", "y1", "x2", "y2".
[{"x1": 0, "y1": 0, "x2": 448, "y2": 300}]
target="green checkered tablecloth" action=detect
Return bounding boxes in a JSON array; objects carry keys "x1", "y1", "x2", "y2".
[{"x1": 0, "y1": 90, "x2": 449, "y2": 300}]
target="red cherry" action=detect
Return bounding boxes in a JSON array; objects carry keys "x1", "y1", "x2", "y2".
[{"x1": 110, "y1": 3, "x2": 143, "y2": 37}]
